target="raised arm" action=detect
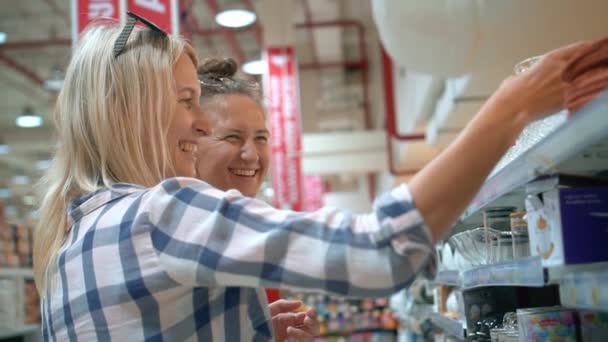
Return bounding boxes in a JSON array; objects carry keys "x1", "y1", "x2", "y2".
[
  {"x1": 409, "y1": 41, "x2": 590, "y2": 240},
  {"x1": 143, "y1": 178, "x2": 435, "y2": 297}
]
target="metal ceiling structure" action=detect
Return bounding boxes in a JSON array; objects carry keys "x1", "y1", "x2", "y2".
[{"x1": 0, "y1": 0, "x2": 379, "y2": 218}]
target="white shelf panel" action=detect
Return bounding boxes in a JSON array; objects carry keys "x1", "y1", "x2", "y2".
[
  {"x1": 461, "y1": 256, "x2": 545, "y2": 289},
  {"x1": 0, "y1": 324, "x2": 39, "y2": 339},
  {"x1": 462, "y1": 91, "x2": 608, "y2": 219},
  {"x1": 432, "y1": 270, "x2": 461, "y2": 287},
  {"x1": 0, "y1": 267, "x2": 33, "y2": 279},
  {"x1": 559, "y1": 266, "x2": 608, "y2": 312},
  {"x1": 430, "y1": 313, "x2": 466, "y2": 340},
  {"x1": 436, "y1": 257, "x2": 545, "y2": 289}
]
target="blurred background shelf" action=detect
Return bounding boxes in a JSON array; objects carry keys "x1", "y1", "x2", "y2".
[
  {"x1": 429, "y1": 313, "x2": 466, "y2": 340},
  {"x1": 0, "y1": 324, "x2": 39, "y2": 340},
  {"x1": 0, "y1": 267, "x2": 33, "y2": 279},
  {"x1": 461, "y1": 92, "x2": 608, "y2": 221}
]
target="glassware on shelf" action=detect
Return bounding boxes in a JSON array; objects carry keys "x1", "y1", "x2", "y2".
[
  {"x1": 489, "y1": 312, "x2": 519, "y2": 342},
  {"x1": 510, "y1": 211, "x2": 530, "y2": 259},
  {"x1": 497, "y1": 231, "x2": 514, "y2": 263},
  {"x1": 502, "y1": 312, "x2": 517, "y2": 330},
  {"x1": 450, "y1": 228, "x2": 501, "y2": 267},
  {"x1": 514, "y1": 55, "x2": 543, "y2": 75},
  {"x1": 484, "y1": 207, "x2": 517, "y2": 231},
  {"x1": 491, "y1": 109, "x2": 568, "y2": 176}
]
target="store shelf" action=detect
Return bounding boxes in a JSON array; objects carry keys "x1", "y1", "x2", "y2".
[
  {"x1": 461, "y1": 256, "x2": 545, "y2": 289},
  {"x1": 558, "y1": 265, "x2": 608, "y2": 312},
  {"x1": 320, "y1": 328, "x2": 397, "y2": 338},
  {"x1": 430, "y1": 313, "x2": 466, "y2": 340},
  {"x1": 433, "y1": 270, "x2": 461, "y2": 287},
  {"x1": 0, "y1": 324, "x2": 39, "y2": 339},
  {"x1": 462, "y1": 91, "x2": 608, "y2": 219},
  {"x1": 432, "y1": 256, "x2": 547, "y2": 290},
  {"x1": 0, "y1": 267, "x2": 33, "y2": 279}
]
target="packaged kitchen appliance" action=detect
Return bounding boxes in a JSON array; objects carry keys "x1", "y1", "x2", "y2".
[
  {"x1": 524, "y1": 174, "x2": 608, "y2": 266},
  {"x1": 517, "y1": 306, "x2": 577, "y2": 342}
]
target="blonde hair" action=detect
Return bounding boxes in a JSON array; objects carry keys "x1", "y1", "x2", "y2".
[{"x1": 33, "y1": 23, "x2": 197, "y2": 293}]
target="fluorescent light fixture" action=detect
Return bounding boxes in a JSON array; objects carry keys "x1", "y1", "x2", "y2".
[
  {"x1": 0, "y1": 188, "x2": 11, "y2": 198},
  {"x1": 16, "y1": 114, "x2": 43, "y2": 128},
  {"x1": 45, "y1": 67, "x2": 65, "y2": 91},
  {"x1": 36, "y1": 159, "x2": 52, "y2": 170},
  {"x1": 242, "y1": 59, "x2": 267, "y2": 75},
  {"x1": 23, "y1": 195, "x2": 35, "y2": 206},
  {"x1": 12, "y1": 175, "x2": 29, "y2": 185},
  {"x1": 215, "y1": 9, "x2": 256, "y2": 28},
  {"x1": 0, "y1": 144, "x2": 9, "y2": 155},
  {"x1": 0, "y1": 32, "x2": 6, "y2": 45},
  {"x1": 44, "y1": 79, "x2": 64, "y2": 91}
]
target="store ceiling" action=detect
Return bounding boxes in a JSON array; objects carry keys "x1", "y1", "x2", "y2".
[{"x1": 0, "y1": 0, "x2": 375, "y2": 216}]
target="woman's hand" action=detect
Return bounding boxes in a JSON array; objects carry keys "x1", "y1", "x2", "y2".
[
  {"x1": 492, "y1": 41, "x2": 591, "y2": 124},
  {"x1": 410, "y1": 40, "x2": 592, "y2": 241},
  {"x1": 269, "y1": 299, "x2": 320, "y2": 342}
]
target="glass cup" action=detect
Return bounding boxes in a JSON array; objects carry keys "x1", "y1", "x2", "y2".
[{"x1": 514, "y1": 55, "x2": 543, "y2": 75}]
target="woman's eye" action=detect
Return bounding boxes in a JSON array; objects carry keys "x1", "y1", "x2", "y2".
[
  {"x1": 256, "y1": 136, "x2": 268, "y2": 143},
  {"x1": 180, "y1": 98, "x2": 193, "y2": 109}
]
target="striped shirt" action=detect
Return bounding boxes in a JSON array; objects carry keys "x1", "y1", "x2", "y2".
[{"x1": 42, "y1": 177, "x2": 436, "y2": 341}]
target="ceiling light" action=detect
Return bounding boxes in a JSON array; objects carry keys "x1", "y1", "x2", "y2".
[
  {"x1": 242, "y1": 59, "x2": 267, "y2": 75},
  {"x1": 215, "y1": 9, "x2": 256, "y2": 28},
  {"x1": 12, "y1": 175, "x2": 29, "y2": 185},
  {"x1": 0, "y1": 188, "x2": 11, "y2": 199},
  {"x1": 16, "y1": 106, "x2": 43, "y2": 128},
  {"x1": 0, "y1": 144, "x2": 9, "y2": 155},
  {"x1": 36, "y1": 159, "x2": 52, "y2": 170},
  {"x1": 16, "y1": 115, "x2": 43, "y2": 128},
  {"x1": 23, "y1": 195, "x2": 35, "y2": 206},
  {"x1": 44, "y1": 67, "x2": 64, "y2": 91},
  {"x1": 0, "y1": 32, "x2": 6, "y2": 45},
  {"x1": 44, "y1": 79, "x2": 64, "y2": 91}
]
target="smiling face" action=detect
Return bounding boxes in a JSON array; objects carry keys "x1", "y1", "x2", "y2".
[
  {"x1": 166, "y1": 53, "x2": 209, "y2": 178},
  {"x1": 196, "y1": 94, "x2": 270, "y2": 197}
]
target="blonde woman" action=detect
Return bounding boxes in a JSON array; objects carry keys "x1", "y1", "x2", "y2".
[{"x1": 35, "y1": 11, "x2": 588, "y2": 341}]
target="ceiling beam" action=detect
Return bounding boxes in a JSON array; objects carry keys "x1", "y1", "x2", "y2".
[
  {"x1": 241, "y1": 0, "x2": 262, "y2": 48},
  {"x1": 301, "y1": 0, "x2": 318, "y2": 66},
  {"x1": 0, "y1": 39, "x2": 71, "y2": 50},
  {"x1": 43, "y1": 0, "x2": 71, "y2": 26},
  {"x1": 0, "y1": 53, "x2": 45, "y2": 87}
]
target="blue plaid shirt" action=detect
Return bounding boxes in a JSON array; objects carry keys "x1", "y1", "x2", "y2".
[{"x1": 42, "y1": 177, "x2": 436, "y2": 341}]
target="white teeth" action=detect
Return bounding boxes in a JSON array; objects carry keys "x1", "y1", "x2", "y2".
[
  {"x1": 179, "y1": 142, "x2": 197, "y2": 153},
  {"x1": 230, "y1": 169, "x2": 256, "y2": 177}
]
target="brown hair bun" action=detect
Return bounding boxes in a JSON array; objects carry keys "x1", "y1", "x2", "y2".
[{"x1": 197, "y1": 58, "x2": 238, "y2": 79}]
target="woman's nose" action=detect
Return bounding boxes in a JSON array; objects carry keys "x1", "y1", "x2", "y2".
[
  {"x1": 241, "y1": 141, "x2": 259, "y2": 161},
  {"x1": 193, "y1": 109, "x2": 211, "y2": 137}
]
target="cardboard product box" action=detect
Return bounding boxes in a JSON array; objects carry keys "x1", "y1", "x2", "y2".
[
  {"x1": 517, "y1": 306, "x2": 577, "y2": 342},
  {"x1": 525, "y1": 175, "x2": 608, "y2": 266},
  {"x1": 579, "y1": 310, "x2": 608, "y2": 342}
]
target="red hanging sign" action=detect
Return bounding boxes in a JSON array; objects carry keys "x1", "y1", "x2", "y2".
[
  {"x1": 72, "y1": 0, "x2": 178, "y2": 46},
  {"x1": 72, "y1": 0, "x2": 124, "y2": 44},
  {"x1": 264, "y1": 47, "x2": 303, "y2": 211},
  {"x1": 303, "y1": 175, "x2": 324, "y2": 211}
]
